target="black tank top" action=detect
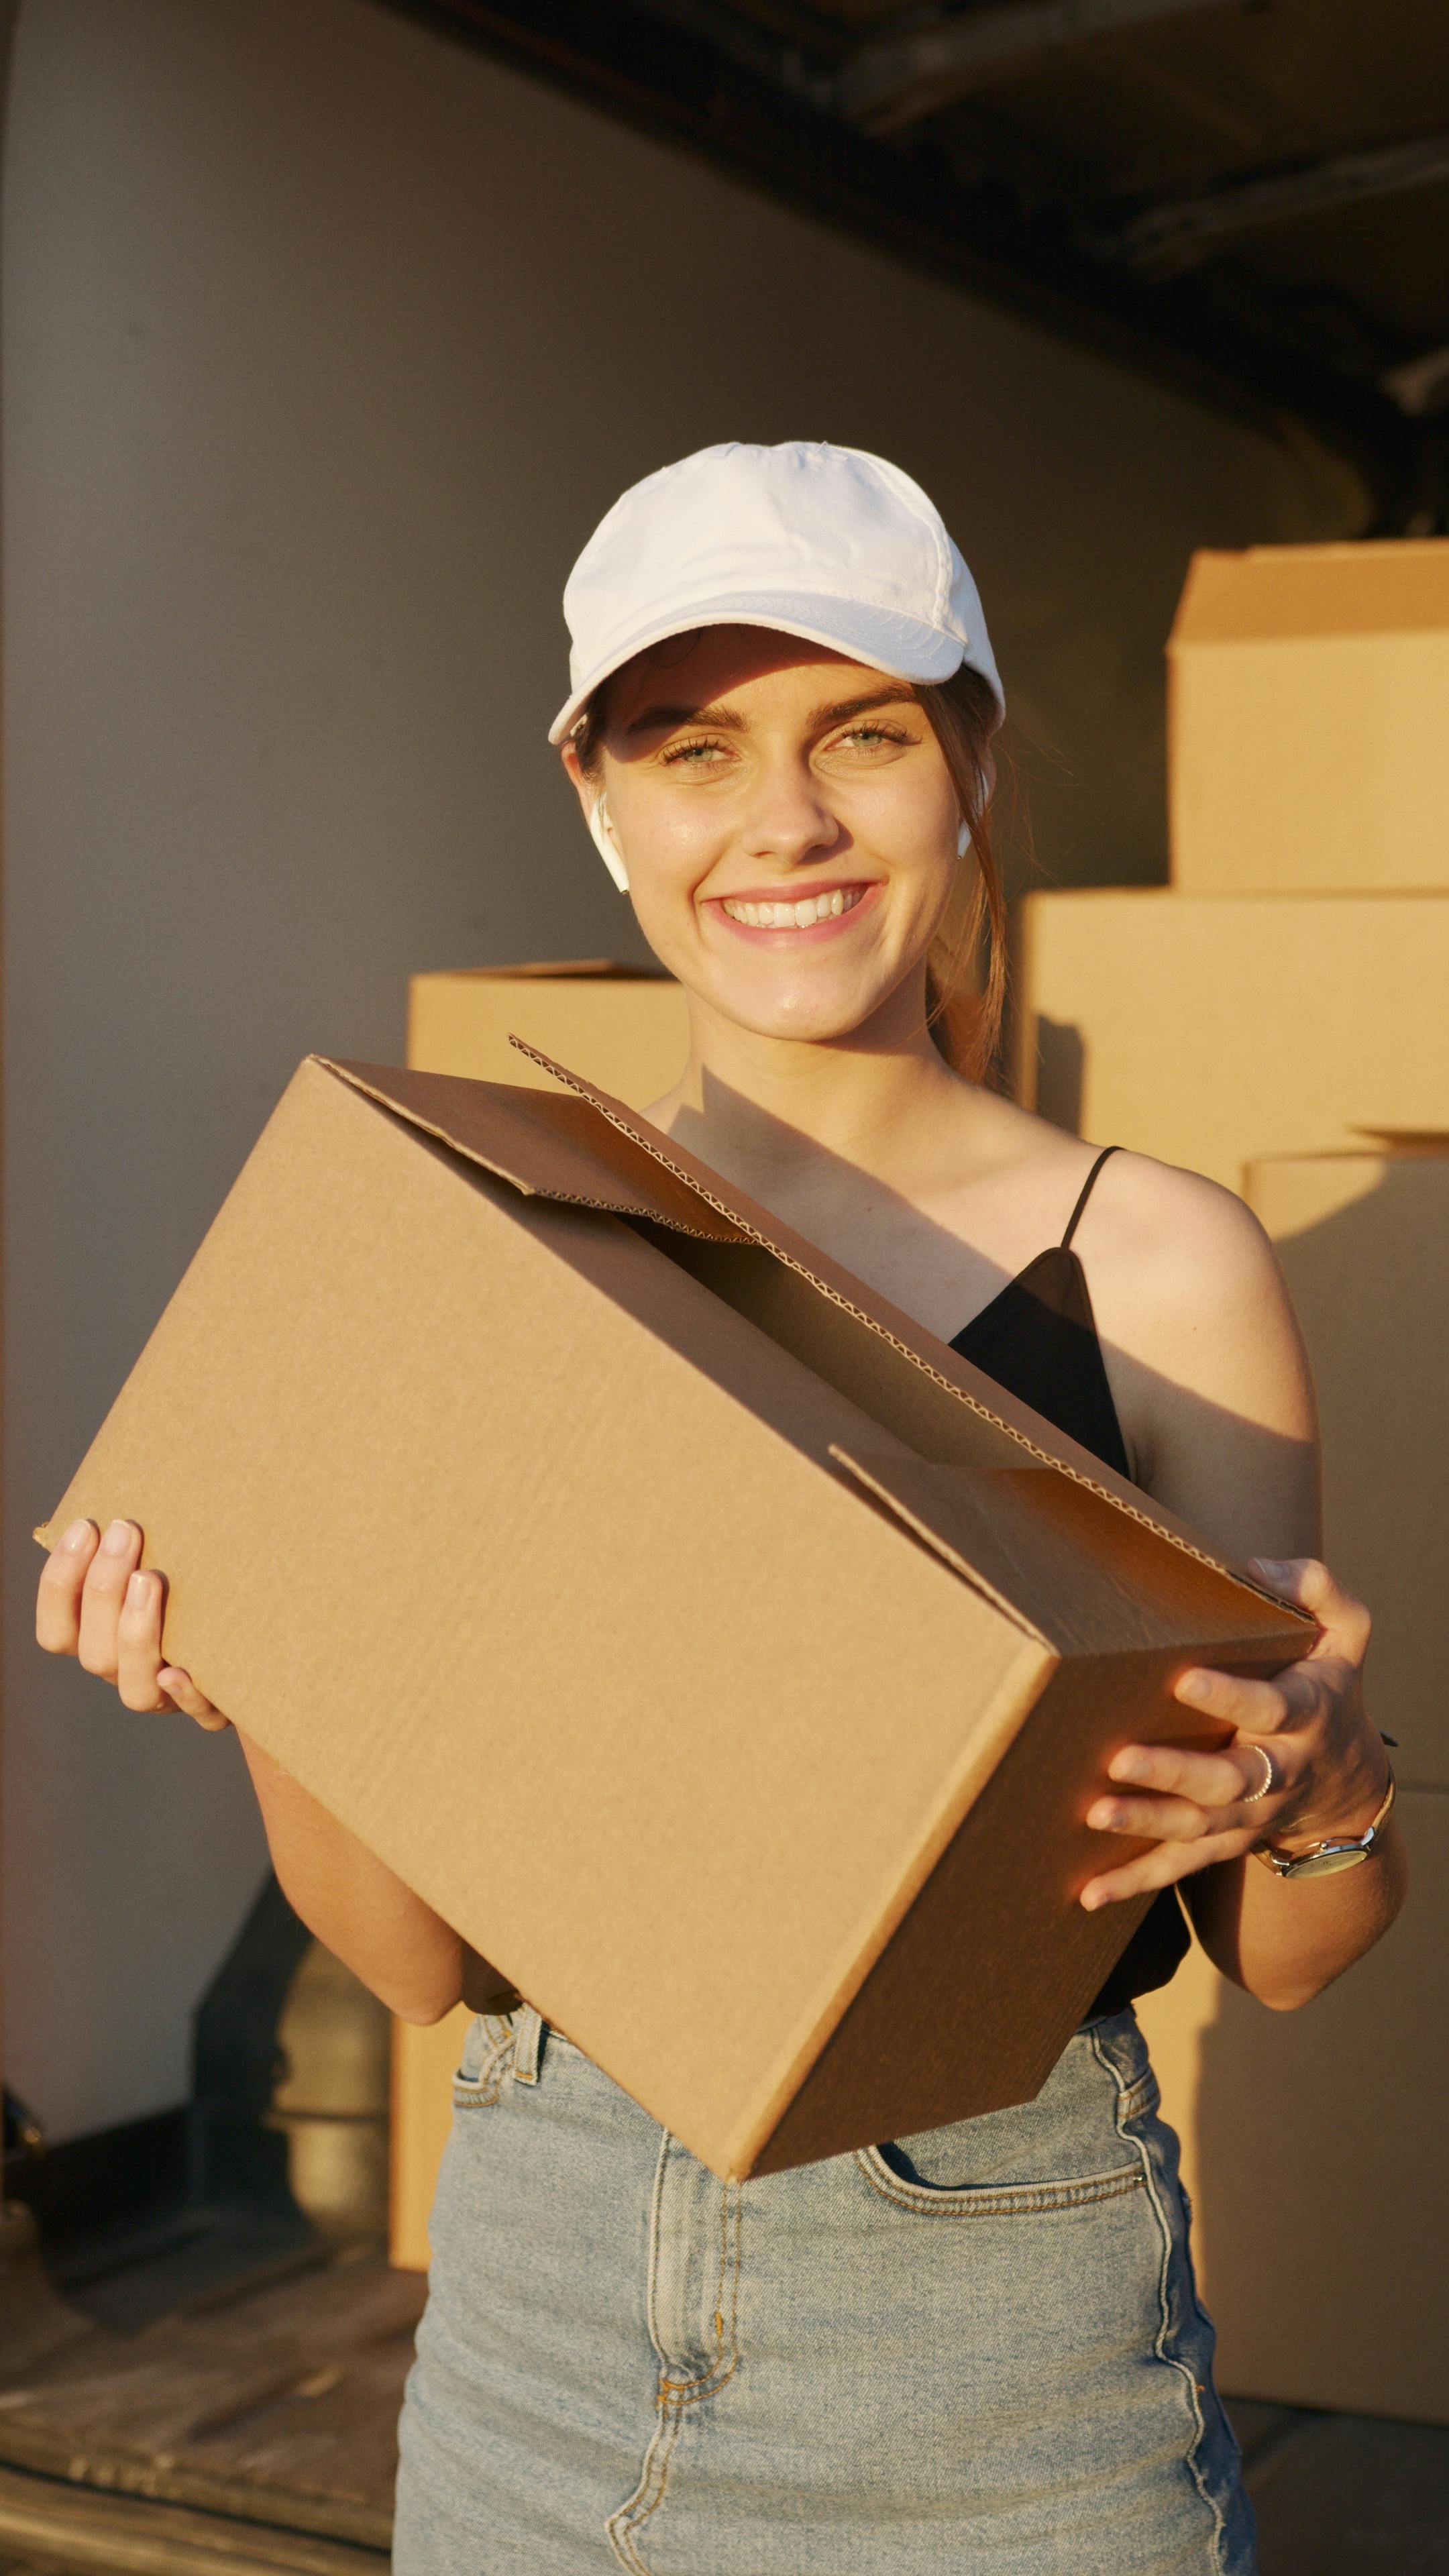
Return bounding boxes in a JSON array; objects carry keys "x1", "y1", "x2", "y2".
[{"x1": 949, "y1": 1148, "x2": 1188, "y2": 2017}]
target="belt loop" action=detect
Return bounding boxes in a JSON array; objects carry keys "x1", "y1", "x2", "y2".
[{"x1": 513, "y1": 2002, "x2": 544, "y2": 2086}]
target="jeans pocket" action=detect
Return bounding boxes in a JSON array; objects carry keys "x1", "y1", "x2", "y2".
[{"x1": 857, "y1": 2142, "x2": 1146, "y2": 2215}]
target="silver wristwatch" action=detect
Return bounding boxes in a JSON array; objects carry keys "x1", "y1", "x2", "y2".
[{"x1": 1253, "y1": 1765, "x2": 1397, "y2": 1880}]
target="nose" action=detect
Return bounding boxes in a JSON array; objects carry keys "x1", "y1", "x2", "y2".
[{"x1": 738, "y1": 755, "x2": 843, "y2": 870}]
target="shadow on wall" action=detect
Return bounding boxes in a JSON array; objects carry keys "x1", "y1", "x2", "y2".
[
  {"x1": 1031, "y1": 1018, "x2": 1085, "y2": 1136},
  {"x1": 1171, "y1": 1164, "x2": 1449, "y2": 2424},
  {"x1": 194, "y1": 1872, "x2": 392, "y2": 2243}
]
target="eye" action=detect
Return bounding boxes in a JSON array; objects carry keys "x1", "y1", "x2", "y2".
[
  {"x1": 661, "y1": 735, "x2": 734, "y2": 769},
  {"x1": 829, "y1": 721, "x2": 915, "y2": 756}
]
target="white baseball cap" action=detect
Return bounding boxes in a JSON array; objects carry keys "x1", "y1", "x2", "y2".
[{"x1": 547, "y1": 440, "x2": 1002, "y2": 747}]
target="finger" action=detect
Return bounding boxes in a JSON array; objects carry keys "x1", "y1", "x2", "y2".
[
  {"x1": 76, "y1": 1519, "x2": 143, "y2": 1678},
  {"x1": 1107, "y1": 1738, "x2": 1293, "y2": 1812},
  {"x1": 36, "y1": 1519, "x2": 100, "y2": 1652},
  {"x1": 1173, "y1": 1665, "x2": 1299, "y2": 1735},
  {"x1": 1081, "y1": 1825, "x2": 1256, "y2": 1911},
  {"x1": 158, "y1": 1665, "x2": 230, "y2": 1733},
  {"x1": 1088, "y1": 1788, "x2": 1244, "y2": 1844},
  {"x1": 116, "y1": 1569, "x2": 171, "y2": 1711},
  {"x1": 1248, "y1": 1556, "x2": 1371, "y2": 1664}
]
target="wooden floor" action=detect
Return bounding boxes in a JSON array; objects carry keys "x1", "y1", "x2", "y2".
[
  {"x1": 3, "y1": 2210, "x2": 1446, "y2": 2571},
  {"x1": 1232, "y1": 2400, "x2": 1449, "y2": 2575},
  {"x1": 0, "y1": 2210, "x2": 416, "y2": 2573}
]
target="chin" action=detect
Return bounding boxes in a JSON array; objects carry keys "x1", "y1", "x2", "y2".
[{"x1": 707, "y1": 976, "x2": 885, "y2": 1046}]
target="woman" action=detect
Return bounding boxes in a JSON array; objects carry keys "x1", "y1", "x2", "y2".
[{"x1": 38, "y1": 442, "x2": 1405, "y2": 2573}]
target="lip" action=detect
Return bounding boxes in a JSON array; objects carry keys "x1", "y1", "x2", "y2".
[{"x1": 704, "y1": 879, "x2": 881, "y2": 947}]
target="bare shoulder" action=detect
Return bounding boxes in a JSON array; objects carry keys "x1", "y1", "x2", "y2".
[
  {"x1": 1075, "y1": 1146, "x2": 1317, "y2": 1472},
  {"x1": 1085, "y1": 1147, "x2": 1286, "y2": 1322},
  {"x1": 975, "y1": 1097, "x2": 1279, "y2": 1313}
]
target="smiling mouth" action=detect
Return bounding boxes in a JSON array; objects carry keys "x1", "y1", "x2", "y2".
[{"x1": 719, "y1": 887, "x2": 865, "y2": 930}]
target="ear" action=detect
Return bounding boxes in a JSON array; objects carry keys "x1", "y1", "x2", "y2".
[{"x1": 559, "y1": 739, "x2": 593, "y2": 814}]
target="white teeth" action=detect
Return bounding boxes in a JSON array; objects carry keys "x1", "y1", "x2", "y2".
[{"x1": 721, "y1": 888, "x2": 863, "y2": 928}]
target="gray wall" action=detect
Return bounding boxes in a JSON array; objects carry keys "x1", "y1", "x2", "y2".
[{"x1": 1, "y1": 0, "x2": 1344, "y2": 2139}]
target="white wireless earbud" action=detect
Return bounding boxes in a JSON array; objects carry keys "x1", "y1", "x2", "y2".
[
  {"x1": 959, "y1": 759, "x2": 995, "y2": 857},
  {"x1": 587, "y1": 793, "x2": 629, "y2": 893}
]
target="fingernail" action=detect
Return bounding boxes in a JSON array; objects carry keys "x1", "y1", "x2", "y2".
[
  {"x1": 1252, "y1": 1558, "x2": 1288, "y2": 1576},
  {"x1": 1081, "y1": 1887, "x2": 1105, "y2": 1911},
  {"x1": 101, "y1": 1519, "x2": 133, "y2": 1555},
  {"x1": 1110, "y1": 1750, "x2": 1151, "y2": 1784},
  {"x1": 125, "y1": 1571, "x2": 150, "y2": 1607},
  {"x1": 1177, "y1": 1671, "x2": 1212, "y2": 1704},
  {"x1": 60, "y1": 1519, "x2": 94, "y2": 1551}
]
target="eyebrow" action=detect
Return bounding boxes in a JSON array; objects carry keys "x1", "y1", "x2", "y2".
[
  {"x1": 621, "y1": 682, "x2": 921, "y2": 738},
  {"x1": 623, "y1": 699, "x2": 748, "y2": 737}
]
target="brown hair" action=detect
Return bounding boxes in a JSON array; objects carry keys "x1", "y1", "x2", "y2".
[
  {"x1": 573, "y1": 651, "x2": 1008, "y2": 1087},
  {"x1": 914, "y1": 661, "x2": 1008, "y2": 1086}
]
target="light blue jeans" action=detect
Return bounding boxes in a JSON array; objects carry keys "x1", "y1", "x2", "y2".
[{"x1": 395, "y1": 2004, "x2": 1252, "y2": 2572}]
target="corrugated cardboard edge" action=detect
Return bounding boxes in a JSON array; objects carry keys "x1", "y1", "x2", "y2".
[
  {"x1": 718, "y1": 1625, "x2": 1060, "y2": 2177},
  {"x1": 315, "y1": 1056, "x2": 739, "y2": 1244},
  {"x1": 508, "y1": 1035, "x2": 1313, "y2": 1633}
]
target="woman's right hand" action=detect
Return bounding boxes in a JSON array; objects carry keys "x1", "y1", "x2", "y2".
[
  {"x1": 36, "y1": 1518, "x2": 230, "y2": 1731},
  {"x1": 37, "y1": 1517, "x2": 467, "y2": 2018}
]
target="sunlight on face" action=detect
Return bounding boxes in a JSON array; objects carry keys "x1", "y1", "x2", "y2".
[{"x1": 566, "y1": 627, "x2": 962, "y2": 1049}]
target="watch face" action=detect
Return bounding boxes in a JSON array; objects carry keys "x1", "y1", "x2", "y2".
[{"x1": 1287, "y1": 1844, "x2": 1371, "y2": 1879}]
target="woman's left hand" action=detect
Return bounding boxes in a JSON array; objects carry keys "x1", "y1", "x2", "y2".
[{"x1": 1080, "y1": 1556, "x2": 1391, "y2": 1911}]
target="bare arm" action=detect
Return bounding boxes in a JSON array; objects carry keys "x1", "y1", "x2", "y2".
[
  {"x1": 36, "y1": 1517, "x2": 464, "y2": 2023},
  {"x1": 1079, "y1": 1157, "x2": 1407, "y2": 2007},
  {"x1": 233, "y1": 1730, "x2": 462, "y2": 2023}
]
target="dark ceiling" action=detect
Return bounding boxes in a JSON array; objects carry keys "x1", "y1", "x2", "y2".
[{"x1": 383, "y1": 0, "x2": 1449, "y2": 529}]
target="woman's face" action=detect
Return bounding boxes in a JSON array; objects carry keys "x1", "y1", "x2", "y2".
[{"x1": 562, "y1": 625, "x2": 962, "y2": 1049}]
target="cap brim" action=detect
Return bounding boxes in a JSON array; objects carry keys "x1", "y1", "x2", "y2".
[{"x1": 547, "y1": 590, "x2": 999, "y2": 743}]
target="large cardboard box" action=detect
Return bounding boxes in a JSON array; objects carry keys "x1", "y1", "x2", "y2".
[
  {"x1": 1138, "y1": 1790, "x2": 1449, "y2": 2422},
  {"x1": 1246, "y1": 1145, "x2": 1449, "y2": 1789},
  {"x1": 408, "y1": 961, "x2": 688, "y2": 1109},
  {"x1": 1014, "y1": 890, "x2": 1449, "y2": 1186},
  {"x1": 1169, "y1": 540, "x2": 1449, "y2": 894},
  {"x1": 40, "y1": 1052, "x2": 1304, "y2": 2184}
]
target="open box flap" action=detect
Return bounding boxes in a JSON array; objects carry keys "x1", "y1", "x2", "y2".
[
  {"x1": 830, "y1": 1451, "x2": 1053, "y2": 1646},
  {"x1": 319, "y1": 1057, "x2": 743, "y2": 1242},
  {"x1": 317, "y1": 1050, "x2": 1307, "y2": 1637},
  {"x1": 830, "y1": 1451, "x2": 1301, "y2": 1662},
  {"x1": 508, "y1": 1040, "x2": 1313, "y2": 1634}
]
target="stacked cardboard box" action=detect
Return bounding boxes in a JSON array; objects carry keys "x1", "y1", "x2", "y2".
[
  {"x1": 408, "y1": 960, "x2": 688, "y2": 1110},
  {"x1": 1018, "y1": 537, "x2": 1449, "y2": 2419}
]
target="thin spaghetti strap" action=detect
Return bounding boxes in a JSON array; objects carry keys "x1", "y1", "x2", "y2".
[{"x1": 1059, "y1": 1146, "x2": 1121, "y2": 1252}]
